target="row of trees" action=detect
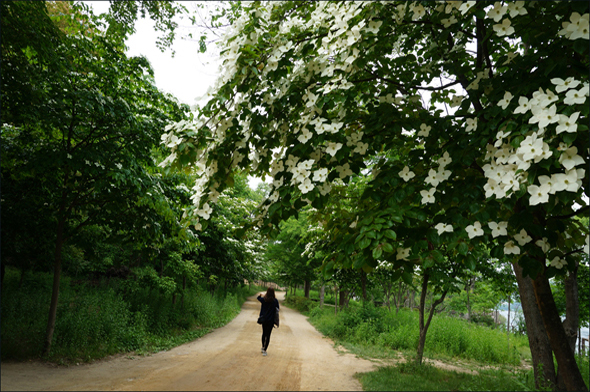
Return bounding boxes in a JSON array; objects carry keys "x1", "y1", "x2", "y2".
[
  {"x1": 1, "y1": 1, "x2": 270, "y2": 357},
  {"x1": 160, "y1": 1, "x2": 589, "y2": 390}
]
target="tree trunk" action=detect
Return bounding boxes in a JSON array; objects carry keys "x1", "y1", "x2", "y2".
[
  {"x1": 465, "y1": 278, "x2": 471, "y2": 322},
  {"x1": 532, "y1": 271, "x2": 588, "y2": 391},
  {"x1": 181, "y1": 275, "x2": 186, "y2": 309},
  {"x1": 335, "y1": 286, "x2": 338, "y2": 315},
  {"x1": 507, "y1": 293, "x2": 511, "y2": 348},
  {"x1": 360, "y1": 271, "x2": 367, "y2": 302},
  {"x1": 556, "y1": 261, "x2": 580, "y2": 391},
  {"x1": 43, "y1": 215, "x2": 66, "y2": 357},
  {"x1": 512, "y1": 261, "x2": 556, "y2": 390},
  {"x1": 416, "y1": 272, "x2": 448, "y2": 366},
  {"x1": 339, "y1": 288, "x2": 347, "y2": 308},
  {"x1": 395, "y1": 281, "x2": 402, "y2": 315},
  {"x1": 304, "y1": 280, "x2": 311, "y2": 298},
  {"x1": 319, "y1": 285, "x2": 325, "y2": 308}
]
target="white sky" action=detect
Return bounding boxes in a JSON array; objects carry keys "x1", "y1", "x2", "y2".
[{"x1": 85, "y1": 1, "x2": 265, "y2": 189}]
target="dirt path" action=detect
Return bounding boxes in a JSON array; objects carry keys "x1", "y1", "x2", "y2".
[{"x1": 1, "y1": 292, "x2": 376, "y2": 391}]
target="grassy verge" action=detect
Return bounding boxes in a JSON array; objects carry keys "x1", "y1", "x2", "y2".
[
  {"x1": 285, "y1": 287, "x2": 336, "y2": 305},
  {"x1": 1, "y1": 268, "x2": 263, "y2": 364},
  {"x1": 285, "y1": 295, "x2": 590, "y2": 391},
  {"x1": 355, "y1": 361, "x2": 534, "y2": 391}
]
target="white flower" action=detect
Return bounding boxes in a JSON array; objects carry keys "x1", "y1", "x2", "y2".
[
  {"x1": 550, "y1": 77, "x2": 580, "y2": 93},
  {"x1": 518, "y1": 133, "x2": 544, "y2": 162},
  {"x1": 438, "y1": 152, "x2": 452, "y2": 167},
  {"x1": 514, "y1": 229, "x2": 532, "y2": 246},
  {"x1": 196, "y1": 203, "x2": 212, "y2": 220},
  {"x1": 528, "y1": 104, "x2": 558, "y2": 129},
  {"x1": 399, "y1": 166, "x2": 415, "y2": 182},
  {"x1": 194, "y1": 222, "x2": 202, "y2": 231},
  {"x1": 313, "y1": 168, "x2": 328, "y2": 182},
  {"x1": 298, "y1": 178, "x2": 314, "y2": 194},
  {"x1": 450, "y1": 95, "x2": 463, "y2": 107},
  {"x1": 502, "y1": 51, "x2": 518, "y2": 65},
  {"x1": 558, "y1": 12, "x2": 590, "y2": 40},
  {"x1": 564, "y1": 86, "x2": 588, "y2": 105},
  {"x1": 552, "y1": 169, "x2": 582, "y2": 192},
  {"x1": 354, "y1": 142, "x2": 369, "y2": 155},
  {"x1": 513, "y1": 96, "x2": 531, "y2": 114},
  {"x1": 559, "y1": 146, "x2": 585, "y2": 171},
  {"x1": 336, "y1": 163, "x2": 354, "y2": 179},
  {"x1": 438, "y1": 168, "x2": 452, "y2": 181},
  {"x1": 441, "y1": 15, "x2": 458, "y2": 28},
  {"x1": 318, "y1": 182, "x2": 332, "y2": 196},
  {"x1": 536, "y1": 238, "x2": 550, "y2": 253},
  {"x1": 527, "y1": 183, "x2": 551, "y2": 205},
  {"x1": 459, "y1": 1, "x2": 476, "y2": 15},
  {"x1": 556, "y1": 112, "x2": 580, "y2": 134},
  {"x1": 115, "y1": 163, "x2": 123, "y2": 170},
  {"x1": 435, "y1": 223, "x2": 453, "y2": 235},
  {"x1": 498, "y1": 91, "x2": 513, "y2": 110},
  {"x1": 466, "y1": 221, "x2": 484, "y2": 239},
  {"x1": 424, "y1": 169, "x2": 441, "y2": 187},
  {"x1": 494, "y1": 18, "x2": 515, "y2": 37},
  {"x1": 488, "y1": 221, "x2": 508, "y2": 237},
  {"x1": 507, "y1": 1, "x2": 527, "y2": 18},
  {"x1": 420, "y1": 187, "x2": 436, "y2": 204},
  {"x1": 418, "y1": 123, "x2": 431, "y2": 137},
  {"x1": 504, "y1": 240, "x2": 520, "y2": 255},
  {"x1": 487, "y1": 2, "x2": 508, "y2": 22},
  {"x1": 365, "y1": 20, "x2": 383, "y2": 34},
  {"x1": 326, "y1": 142, "x2": 343, "y2": 157},
  {"x1": 410, "y1": 3, "x2": 426, "y2": 20},
  {"x1": 549, "y1": 256, "x2": 567, "y2": 269},
  {"x1": 396, "y1": 247, "x2": 411, "y2": 261},
  {"x1": 297, "y1": 128, "x2": 313, "y2": 143},
  {"x1": 465, "y1": 118, "x2": 478, "y2": 133}
]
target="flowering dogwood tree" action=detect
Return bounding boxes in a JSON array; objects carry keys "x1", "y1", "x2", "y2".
[{"x1": 160, "y1": 1, "x2": 589, "y2": 389}]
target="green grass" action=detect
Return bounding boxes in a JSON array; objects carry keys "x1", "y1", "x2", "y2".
[
  {"x1": 355, "y1": 361, "x2": 535, "y2": 391},
  {"x1": 285, "y1": 287, "x2": 336, "y2": 305},
  {"x1": 303, "y1": 301, "x2": 527, "y2": 366},
  {"x1": 1, "y1": 267, "x2": 264, "y2": 363}
]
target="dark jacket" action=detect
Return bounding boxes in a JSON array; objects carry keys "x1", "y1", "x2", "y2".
[{"x1": 257, "y1": 295, "x2": 279, "y2": 323}]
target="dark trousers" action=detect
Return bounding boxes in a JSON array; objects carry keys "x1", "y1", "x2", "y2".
[{"x1": 261, "y1": 321, "x2": 274, "y2": 350}]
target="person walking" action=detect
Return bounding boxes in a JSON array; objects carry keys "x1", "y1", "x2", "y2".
[{"x1": 257, "y1": 287, "x2": 279, "y2": 356}]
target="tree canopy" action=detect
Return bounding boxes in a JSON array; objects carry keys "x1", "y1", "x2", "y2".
[{"x1": 159, "y1": 1, "x2": 588, "y2": 390}]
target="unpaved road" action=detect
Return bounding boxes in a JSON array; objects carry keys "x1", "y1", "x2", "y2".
[{"x1": 1, "y1": 292, "x2": 376, "y2": 391}]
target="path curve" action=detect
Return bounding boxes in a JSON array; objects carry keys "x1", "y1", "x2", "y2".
[{"x1": 1, "y1": 292, "x2": 376, "y2": 391}]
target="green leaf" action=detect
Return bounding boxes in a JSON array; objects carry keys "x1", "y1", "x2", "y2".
[
  {"x1": 431, "y1": 250, "x2": 445, "y2": 263},
  {"x1": 372, "y1": 247, "x2": 383, "y2": 260},
  {"x1": 402, "y1": 270, "x2": 413, "y2": 285},
  {"x1": 359, "y1": 237, "x2": 371, "y2": 250},
  {"x1": 384, "y1": 229, "x2": 397, "y2": 240},
  {"x1": 457, "y1": 242, "x2": 469, "y2": 255},
  {"x1": 382, "y1": 242, "x2": 394, "y2": 253}
]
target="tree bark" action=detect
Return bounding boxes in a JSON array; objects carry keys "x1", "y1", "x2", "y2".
[
  {"x1": 319, "y1": 285, "x2": 325, "y2": 308},
  {"x1": 507, "y1": 293, "x2": 511, "y2": 346},
  {"x1": 360, "y1": 271, "x2": 367, "y2": 302},
  {"x1": 532, "y1": 271, "x2": 588, "y2": 391},
  {"x1": 557, "y1": 262, "x2": 580, "y2": 391},
  {"x1": 304, "y1": 280, "x2": 311, "y2": 298},
  {"x1": 512, "y1": 261, "x2": 556, "y2": 390},
  {"x1": 43, "y1": 215, "x2": 66, "y2": 357},
  {"x1": 339, "y1": 288, "x2": 347, "y2": 308},
  {"x1": 416, "y1": 272, "x2": 448, "y2": 365},
  {"x1": 466, "y1": 280, "x2": 472, "y2": 321}
]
